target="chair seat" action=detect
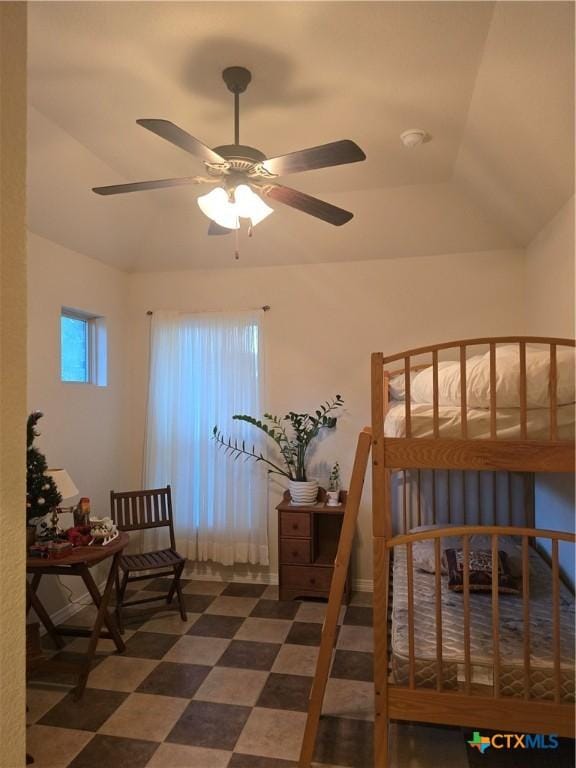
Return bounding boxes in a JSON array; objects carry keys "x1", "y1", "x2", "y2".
[{"x1": 120, "y1": 548, "x2": 184, "y2": 572}]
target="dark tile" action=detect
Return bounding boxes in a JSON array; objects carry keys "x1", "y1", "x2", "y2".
[
  {"x1": 217, "y1": 640, "x2": 280, "y2": 671},
  {"x1": 285, "y1": 622, "x2": 323, "y2": 646},
  {"x1": 118, "y1": 604, "x2": 165, "y2": 630},
  {"x1": 343, "y1": 606, "x2": 373, "y2": 626},
  {"x1": 108, "y1": 588, "x2": 138, "y2": 607},
  {"x1": 28, "y1": 651, "x2": 104, "y2": 688},
  {"x1": 331, "y1": 650, "x2": 373, "y2": 682},
  {"x1": 136, "y1": 661, "x2": 210, "y2": 698},
  {"x1": 229, "y1": 755, "x2": 296, "y2": 768},
  {"x1": 314, "y1": 716, "x2": 374, "y2": 768},
  {"x1": 166, "y1": 700, "x2": 251, "y2": 750},
  {"x1": 39, "y1": 688, "x2": 127, "y2": 732},
  {"x1": 68, "y1": 734, "x2": 159, "y2": 768},
  {"x1": 250, "y1": 599, "x2": 300, "y2": 621},
  {"x1": 188, "y1": 614, "x2": 245, "y2": 639},
  {"x1": 221, "y1": 582, "x2": 267, "y2": 598},
  {"x1": 122, "y1": 631, "x2": 178, "y2": 660},
  {"x1": 256, "y1": 672, "x2": 312, "y2": 712},
  {"x1": 182, "y1": 593, "x2": 215, "y2": 613}
]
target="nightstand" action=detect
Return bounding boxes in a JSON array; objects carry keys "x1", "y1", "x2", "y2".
[{"x1": 277, "y1": 487, "x2": 351, "y2": 603}]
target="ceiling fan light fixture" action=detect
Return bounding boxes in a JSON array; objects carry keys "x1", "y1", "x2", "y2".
[
  {"x1": 234, "y1": 184, "x2": 273, "y2": 226},
  {"x1": 197, "y1": 187, "x2": 240, "y2": 230}
]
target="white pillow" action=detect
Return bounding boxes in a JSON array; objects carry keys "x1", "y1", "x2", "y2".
[{"x1": 410, "y1": 346, "x2": 575, "y2": 409}]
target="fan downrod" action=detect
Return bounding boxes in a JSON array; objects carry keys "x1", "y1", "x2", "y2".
[{"x1": 222, "y1": 66, "x2": 252, "y2": 94}]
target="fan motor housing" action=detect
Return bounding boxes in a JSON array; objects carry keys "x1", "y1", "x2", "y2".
[{"x1": 213, "y1": 144, "x2": 267, "y2": 163}]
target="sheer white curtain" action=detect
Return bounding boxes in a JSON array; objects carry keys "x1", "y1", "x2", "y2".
[{"x1": 144, "y1": 310, "x2": 268, "y2": 566}]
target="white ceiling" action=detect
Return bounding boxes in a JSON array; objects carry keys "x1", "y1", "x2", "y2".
[{"x1": 27, "y1": 1, "x2": 574, "y2": 271}]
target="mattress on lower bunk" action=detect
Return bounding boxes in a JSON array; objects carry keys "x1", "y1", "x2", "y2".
[
  {"x1": 384, "y1": 402, "x2": 575, "y2": 440},
  {"x1": 391, "y1": 542, "x2": 575, "y2": 701}
]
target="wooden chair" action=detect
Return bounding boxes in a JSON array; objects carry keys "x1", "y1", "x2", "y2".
[{"x1": 109, "y1": 485, "x2": 187, "y2": 633}]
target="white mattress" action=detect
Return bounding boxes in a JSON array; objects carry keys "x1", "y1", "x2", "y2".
[
  {"x1": 384, "y1": 402, "x2": 575, "y2": 440},
  {"x1": 391, "y1": 542, "x2": 575, "y2": 701}
]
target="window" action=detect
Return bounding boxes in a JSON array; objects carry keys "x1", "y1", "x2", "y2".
[
  {"x1": 143, "y1": 310, "x2": 268, "y2": 566},
  {"x1": 60, "y1": 309, "x2": 107, "y2": 386}
]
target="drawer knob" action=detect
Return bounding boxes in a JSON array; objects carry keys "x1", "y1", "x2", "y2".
[
  {"x1": 309, "y1": 577, "x2": 316, "y2": 585},
  {"x1": 292, "y1": 551, "x2": 299, "y2": 558},
  {"x1": 292, "y1": 524, "x2": 298, "y2": 530}
]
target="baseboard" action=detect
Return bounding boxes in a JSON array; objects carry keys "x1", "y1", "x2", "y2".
[{"x1": 38, "y1": 569, "x2": 374, "y2": 634}]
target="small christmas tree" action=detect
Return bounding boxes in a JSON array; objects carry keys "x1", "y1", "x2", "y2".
[{"x1": 26, "y1": 412, "x2": 61, "y2": 525}]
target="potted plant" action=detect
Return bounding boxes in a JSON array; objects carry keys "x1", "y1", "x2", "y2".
[
  {"x1": 26, "y1": 412, "x2": 62, "y2": 547},
  {"x1": 213, "y1": 395, "x2": 343, "y2": 505},
  {"x1": 326, "y1": 462, "x2": 341, "y2": 506}
]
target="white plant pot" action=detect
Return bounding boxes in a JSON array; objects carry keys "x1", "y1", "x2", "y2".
[
  {"x1": 326, "y1": 490, "x2": 340, "y2": 506},
  {"x1": 288, "y1": 479, "x2": 319, "y2": 505}
]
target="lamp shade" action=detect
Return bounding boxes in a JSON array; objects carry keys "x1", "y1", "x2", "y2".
[
  {"x1": 197, "y1": 187, "x2": 240, "y2": 230},
  {"x1": 45, "y1": 468, "x2": 79, "y2": 501},
  {"x1": 197, "y1": 184, "x2": 273, "y2": 229}
]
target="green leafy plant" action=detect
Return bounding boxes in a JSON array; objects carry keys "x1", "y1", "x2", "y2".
[
  {"x1": 26, "y1": 411, "x2": 62, "y2": 524},
  {"x1": 328, "y1": 462, "x2": 341, "y2": 491},
  {"x1": 213, "y1": 395, "x2": 344, "y2": 481}
]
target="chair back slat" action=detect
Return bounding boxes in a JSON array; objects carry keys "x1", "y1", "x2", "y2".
[{"x1": 110, "y1": 486, "x2": 174, "y2": 537}]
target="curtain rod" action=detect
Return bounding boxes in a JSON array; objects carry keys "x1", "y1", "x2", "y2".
[{"x1": 146, "y1": 305, "x2": 270, "y2": 316}]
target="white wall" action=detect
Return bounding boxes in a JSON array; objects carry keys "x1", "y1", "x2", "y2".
[
  {"x1": 127, "y1": 249, "x2": 525, "y2": 585},
  {"x1": 27, "y1": 233, "x2": 130, "y2": 613},
  {"x1": 525, "y1": 196, "x2": 575, "y2": 579},
  {"x1": 525, "y1": 195, "x2": 574, "y2": 337}
]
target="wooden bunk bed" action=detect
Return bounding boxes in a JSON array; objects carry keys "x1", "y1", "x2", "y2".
[{"x1": 299, "y1": 336, "x2": 575, "y2": 768}]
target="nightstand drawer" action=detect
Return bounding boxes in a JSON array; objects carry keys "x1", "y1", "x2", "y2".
[
  {"x1": 280, "y1": 565, "x2": 333, "y2": 592},
  {"x1": 280, "y1": 538, "x2": 311, "y2": 565},
  {"x1": 280, "y1": 511, "x2": 311, "y2": 538}
]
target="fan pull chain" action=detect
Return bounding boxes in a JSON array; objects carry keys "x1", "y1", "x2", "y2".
[{"x1": 234, "y1": 226, "x2": 240, "y2": 260}]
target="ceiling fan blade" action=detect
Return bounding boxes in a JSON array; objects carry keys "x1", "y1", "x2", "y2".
[
  {"x1": 137, "y1": 119, "x2": 225, "y2": 164},
  {"x1": 263, "y1": 184, "x2": 353, "y2": 226},
  {"x1": 93, "y1": 176, "x2": 208, "y2": 195},
  {"x1": 261, "y1": 140, "x2": 365, "y2": 177},
  {"x1": 208, "y1": 221, "x2": 234, "y2": 236}
]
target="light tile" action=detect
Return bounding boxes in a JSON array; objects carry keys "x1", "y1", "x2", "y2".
[
  {"x1": 271, "y1": 643, "x2": 320, "y2": 677},
  {"x1": 235, "y1": 707, "x2": 307, "y2": 762},
  {"x1": 323, "y1": 678, "x2": 374, "y2": 721},
  {"x1": 235, "y1": 617, "x2": 292, "y2": 644},
  {"x1": 100, "y1": 692, "x2": 187, "y2": 742},
  {"x1": 26, "y1": 687, "x2": 67, "y2": 724},
  {"x1": 64, "y1": 630, "x2": 135, "y2": 655},
  {"x1": 194, "y1": 666, "x2": 268, "y2": 707},
  {"x1": 182, "y1": 580, "x2": 226, "y2": 596},
  {"x1": 295, "y1": 602, "x2": 345, "y2": 624},
  {"x1": 139, "y1": 612, "x2": 200, "y2": 635},
  {"x1": 87, "y1": 655, "x2": 160, "y2": 692},
  {"x1": 204, "y1": 596, "x2": 258, "y2": 617},
  {"x1": 146, "y1": 742, "x2": 232, "y2": 768},
  {"x1": 261, "y1": 585, "x2": 279, "y2": 600},
  {"x1": 26, "y1": 724, "x2": 93, "y2": 768},
  {"x1": 336, "y1": 625, "x2": 373, "y2": 653},
  {"x1": 163, "y1": 635, "x2": 230, "y2": 666}
]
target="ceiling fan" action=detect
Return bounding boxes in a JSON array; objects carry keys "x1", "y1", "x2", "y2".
[{"x1": 92, "y1": 66, "x2": 366, "y2": 235}]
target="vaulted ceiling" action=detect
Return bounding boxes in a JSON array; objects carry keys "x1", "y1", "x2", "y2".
[{"x1": 27, "y1": 1, "x2": 574, "y2": 271}]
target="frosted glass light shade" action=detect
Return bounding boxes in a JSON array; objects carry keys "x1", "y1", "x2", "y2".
[
  {"x1": 197, "y1": 185, "x2": 273, "y2": 229},
  {"x1": 45, "y1": 468, "x2": 79, "y2": 501},
  {"x1": 197, "y1": 187, "x2": 240, "y2": 230},
  {"x1": 234, "y1": 185, "x2": 273, "y2": 225}
]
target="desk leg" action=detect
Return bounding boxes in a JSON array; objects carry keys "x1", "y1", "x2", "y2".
[
  {"x1": 26, "y1": 574, "x2": 64, "y2": 650},
  {"x1": 74, "y1": 554, "x2": 125, "y2": 700}
]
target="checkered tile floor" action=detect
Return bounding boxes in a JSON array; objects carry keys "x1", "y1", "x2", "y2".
[{"x1": 26, "y1": 579, "x2": 574, "y2": 768}]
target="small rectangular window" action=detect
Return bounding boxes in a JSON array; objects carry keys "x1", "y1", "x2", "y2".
[{"x1": 60, "y1": 309, "x2": 107, "y2": 386}]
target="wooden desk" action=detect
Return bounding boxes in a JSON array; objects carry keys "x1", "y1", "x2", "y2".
[{"x1": 26, "y1": 532, "x2": 129, "y2": 699}]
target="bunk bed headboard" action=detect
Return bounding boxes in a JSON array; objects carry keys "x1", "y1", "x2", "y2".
[{"x1": 372, "y1": 336, "x2": 575, "y2": 476}]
